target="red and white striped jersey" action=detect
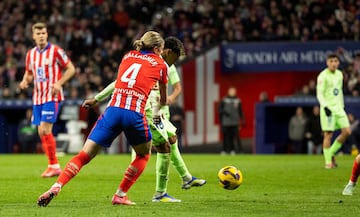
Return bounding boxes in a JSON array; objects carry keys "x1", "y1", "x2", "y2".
[
  {"x1": 25, "y1": 43, "x2": 71, "y2": 105},
  {"x1": 108, "y1": 50, "x2": 168, "y2": 114}
]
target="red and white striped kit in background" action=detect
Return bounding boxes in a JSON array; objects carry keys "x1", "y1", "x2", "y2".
[{"x1": 25, "y1": 42, "x2": 70, "y2": 105}]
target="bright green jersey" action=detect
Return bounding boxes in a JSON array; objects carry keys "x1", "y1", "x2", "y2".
[
  {"x1": 316, "y1": 68, "x2": 344, "y2": 113},
  {"x1": 168, "y1": 65, "x2": 180, "y2": 86}
]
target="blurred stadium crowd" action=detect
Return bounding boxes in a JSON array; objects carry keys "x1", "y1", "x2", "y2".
[{"x1": 1, "y1": 0, "x2": 360, "y2": 99}]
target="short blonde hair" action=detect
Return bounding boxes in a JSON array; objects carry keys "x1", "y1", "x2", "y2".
[
  {"x1": 133, "y1": 31, "x2": 164, "y2": 52},
  {"x1": 32, "y1": 22, "x2": 47, "y2": 32}
]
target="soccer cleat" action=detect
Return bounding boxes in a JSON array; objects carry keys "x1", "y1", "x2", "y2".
[
  {"x1": 332, "y1": 156, "x2": 338, "y2": 168},
  {"x1": 112, "y1": 194, "x2": 136, "y2": 205},
  {"x1": 182, "y1": 176, "x2": 207, "y2": 189},
  {"x1": 325, "y1": 163, "x2": 336, "y2": 169},
  {"x1": 343, "y1": 182, "x2": 356, "y2": 196},
  {"x1": 41, "y1": 168, "x2": 62, "y2": 178},
  {"x1": 220, "y1": 151, "x2": 227, "y2": 156},
  {"x1": 152, "y1": 193, "x2": 181, "y2": 202},
  {"x1": 37, "y1": 186, "x2": 61, "y2": 207}
]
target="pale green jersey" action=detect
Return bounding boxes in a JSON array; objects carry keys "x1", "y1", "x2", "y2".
[
  {"x1": 316, "y1": 68, "x2": 344, "y2": 113},
  {"x1": 147, "y1": 65, "x2": 179, "y2": 119},
  {"x1": 167, "y1": 64, "x2": 181, "y2": 86}
]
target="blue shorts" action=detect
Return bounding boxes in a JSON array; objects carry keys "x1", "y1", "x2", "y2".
[
  {"x1": 88, "y1": 107, "x2": 152, "y2": 148},
  {"x1": 32, "y1": 102, "x2": 62, "y2": 125}
]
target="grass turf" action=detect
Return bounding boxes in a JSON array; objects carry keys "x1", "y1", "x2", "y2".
[{"x1": 0, "y1": 154, "x2": 359, "y2": 217}]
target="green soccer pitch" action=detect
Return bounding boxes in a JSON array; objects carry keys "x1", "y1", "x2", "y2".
[{"x1": 0, "y1": 154, "x2": 359, "y2": 217}]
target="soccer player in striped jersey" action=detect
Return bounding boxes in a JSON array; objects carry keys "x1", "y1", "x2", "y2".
[
  {"x1": 316, "y1": 53, "x2": 351, "y2": 169},
  {"x1": 82, "y1": 37, "x2": 206, "y2": 203},
  {"x1": 37, "y1": 31, "x2": 168, "y2": 207},
  {"x1": 19, "y1": 22, "x2": 75, "y2": 178}
]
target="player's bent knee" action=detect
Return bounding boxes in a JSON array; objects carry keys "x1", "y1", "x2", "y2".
[
  {"x1": 132, "y1": 141, "x2": 152, "y2": 155},
  {"x1": 155, "y1": 142, "x2": 170, "y2": 153},
  {"x1": 169, "y1": 135, "x2": 177, "y2": 144},
  {"x1": 82, "y1": 139, "x2": 102, "y2": 158},
  {"x1": 142, "y1": 153, "x2": 150, "y2": 161}
]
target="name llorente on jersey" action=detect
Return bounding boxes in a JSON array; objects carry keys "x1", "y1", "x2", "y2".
[
  {"x1": 115, "y1": 88, "x2": 145, "y2": 100},
  {"x1": 123, "y1": 52, "x2": 159, "y2": 66}
]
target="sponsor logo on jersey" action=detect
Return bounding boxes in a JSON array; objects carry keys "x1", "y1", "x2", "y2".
[
  {"x1": 42, "y1": 111, "x2": 55, "y2": 115},
  {"x1": 36, "y1": 67, "x2": 49, "y2": 82}
]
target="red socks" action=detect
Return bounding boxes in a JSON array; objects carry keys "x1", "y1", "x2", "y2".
[
  {"x1": 41, "y1": 134, "x2": 58, "y2": 165},
  {"x1": 55, "y1": 152, "x2": 149, "y2": 192},
  {"x1": 57, "y1": 151, "x2": 91, "y2": 186},
  {"x1": 119, "y1": 154, "x2": 150, "y2": 193},
  {"x1": 350, "y1": 160, "x2": 360, "y2": 183}
]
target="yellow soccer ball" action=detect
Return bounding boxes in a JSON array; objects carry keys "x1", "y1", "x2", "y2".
[{"x1": 218, "y1": 166, "x2": 243, "y2": 190}]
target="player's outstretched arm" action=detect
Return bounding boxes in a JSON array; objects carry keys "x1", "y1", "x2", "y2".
[
  {"x1": 82, "y1": 98, "x2": 98, "y2": 109},
  {"x1": 82, "y1": 81, "x2": 115, "y2": 109}
]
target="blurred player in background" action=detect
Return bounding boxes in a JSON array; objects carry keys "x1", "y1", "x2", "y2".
[
  {"x1": 19, "y1": 22, "x2": 75, "y2": 177},
  {"x1": 219, "y1": 86, "x2": 246, "y2": 155},
  {"x1": 37, "y1": 31, "x2": 168, "y2": 206},
  {"x1": 316, "y1": 53, "x2": 351, "y2": 169},
  {"x1": 82, "y1": 36, "x2": 206, "y2": 203}
]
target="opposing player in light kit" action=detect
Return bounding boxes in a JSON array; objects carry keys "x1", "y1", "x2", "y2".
[
  {"x1": 19, "y1": 22, "x2": 75, "y2": 177},
  {"x1": 316, "y1": 53, "x2": 351, "y2": 169},
  {"x1": 83, "y1": 36, "x2": 206, "y2": 202},
  {"x1": 37, "y1": 31, "x2": 168, "y2": 206}
]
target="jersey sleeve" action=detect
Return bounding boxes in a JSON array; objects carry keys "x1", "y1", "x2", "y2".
[
  {"x1": 316, "y1": 72, "x2": 327, "y2": 107},
  {"x1": 159, "y1": 63, "x2": 169, "y2": 84},
  {"x1": 95, "y1": 81, "x2": 115, "y2": 102},
  {"x1": 25, "y1": 51, "x2": 33, "y2": 75},
  {"x1": 168, "y1": 65, "x2": 180, "y2": 85},
  {"x1": 55, "y1": 47, "x2": 70, "y2": 68}
]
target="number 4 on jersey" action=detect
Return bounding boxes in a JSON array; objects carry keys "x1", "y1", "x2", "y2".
[{"x1": 121, "y1": 63, "x2": 141, "y2": 88}]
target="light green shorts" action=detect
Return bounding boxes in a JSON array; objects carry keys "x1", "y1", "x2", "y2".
[
  {"x1": 149, "y1": 117, "x2": 177, "y2": 146},
  {"x1": 320, "y1": 108, "x2": 350, "y2": 131}
]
